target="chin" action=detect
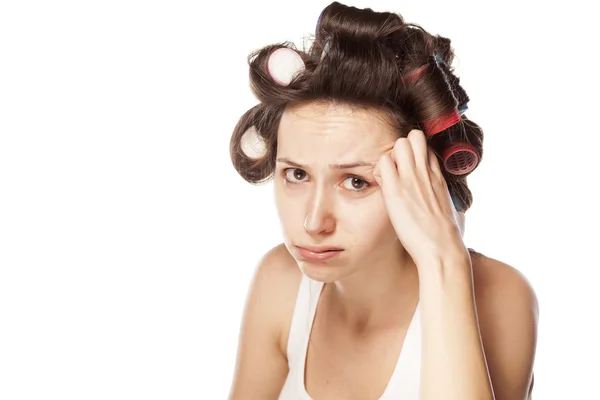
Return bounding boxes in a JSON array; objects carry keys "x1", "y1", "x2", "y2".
[
  {"x1": 299, "y1": 263, "x2": 336, "y2": 283},
  {"x1": 298, "y1": 260, "x2": 349, "y2": 283}
]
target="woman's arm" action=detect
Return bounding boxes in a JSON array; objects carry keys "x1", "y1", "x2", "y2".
[
  {"x1": 372, "y1": 131, "x2": 538, "y2": 399},
  {"x1": 418, "y1": 251, "x2": 538, "y2": 400},
  {"x1": 227, "y1": 246, "x2": 293, "y2": 400},
  {"x1": 418, "y1": 251, "x2": 495, "y2": 399}
]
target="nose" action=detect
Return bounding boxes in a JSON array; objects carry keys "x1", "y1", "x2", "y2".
[{"x1": 303, "y1": 187, "x2": 336, "y2": 235}]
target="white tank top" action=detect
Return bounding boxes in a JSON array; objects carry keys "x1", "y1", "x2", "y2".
[{"x1": 278, "y1": 274, "x2": 422, "y2": 399}]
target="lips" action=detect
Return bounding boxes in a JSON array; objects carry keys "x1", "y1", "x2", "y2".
[
  {"x1": 299, "y1": 246, "x2": 343, "y2": 253},
  {"x1": 296, "y1": 246, "x2": 343, "y2": 262}
]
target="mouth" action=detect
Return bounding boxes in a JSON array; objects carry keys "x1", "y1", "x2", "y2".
[
  {"x1": 297, "y1": 246, "x2": 344, "y2": 253},
  {"x1": 296, "y1": 246, "x2": 344, "y2": 262}
]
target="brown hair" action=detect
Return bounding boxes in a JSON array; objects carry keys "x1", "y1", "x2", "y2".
[{"x1": 229, "y1": 1, "x2": 484, "y2": 213}]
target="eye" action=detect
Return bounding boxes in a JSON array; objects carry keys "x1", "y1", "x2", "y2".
[
  {"x1": 283, "y1": 168, "x2": 371, "y2": 192},
  {"x1": 284, "y1": 168, "x2": 308, "y2": 183},
  {"x1": 343, "y1": 176, "x2": 370, "y2": 191}
]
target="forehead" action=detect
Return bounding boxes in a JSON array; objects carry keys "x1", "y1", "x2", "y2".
[{"x1": 277, "y1": 102, "x2": 398, "y2": 160}]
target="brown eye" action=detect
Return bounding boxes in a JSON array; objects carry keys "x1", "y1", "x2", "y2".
[
  {"x1": 343, "y1": 176, "x2": 369, "y2": 191},
  {"x1": 284, "y1": 168, "x2": 308, "y2": 182}
]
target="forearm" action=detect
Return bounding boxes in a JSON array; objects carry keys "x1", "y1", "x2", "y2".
[{"x1": 418, "y1": 253, "x2": 494, "y2": 400}]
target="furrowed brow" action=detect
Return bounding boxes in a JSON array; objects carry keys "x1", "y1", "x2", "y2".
[{"x1": 276, "y1": 158, "x2": 375, "y2": 169}]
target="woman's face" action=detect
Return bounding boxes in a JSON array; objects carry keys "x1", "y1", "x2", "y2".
[{"x1": 273, "y1": 102, "x2": 402, "y2": 282}]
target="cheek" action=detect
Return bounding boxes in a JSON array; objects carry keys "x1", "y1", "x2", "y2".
[{"x1": 274, "y1": 184, "x2": 304, "y2": 228}]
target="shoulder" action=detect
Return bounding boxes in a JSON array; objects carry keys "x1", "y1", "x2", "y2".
[
  {"x1": 251, "y1": 242, "x2": 304, "y2": 355},
  {"x1": 227, "y1": 243, "x2": 301, "y2": 399},
  {"x1": 470, "y1": 251, "x2": 539, "y2": 312},
  {"x1": 470, "y1": 251, "x2": 539, "y2": 399}
]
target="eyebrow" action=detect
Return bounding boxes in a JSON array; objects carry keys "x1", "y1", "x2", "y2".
[{"x1": 276, "y1": 157, "x2": 376, "y2": 169}]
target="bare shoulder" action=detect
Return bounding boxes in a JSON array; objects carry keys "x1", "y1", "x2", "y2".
[
  {"x1": 470, "y1": 251, "x2": 539, "y2": 318},
  {"x1": 227, "y1": 243, "x2": 302, "y2": 400},
  {"x1": 253, "y1": 242, "x2": 304, "y2": 352},
  {"x1": 470, "y1": 251, "x2": 539, "y2": 399}
]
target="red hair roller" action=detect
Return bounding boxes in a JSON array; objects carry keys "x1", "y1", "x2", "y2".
[
  {"x1": 423, "y1": 109, "x2": 461, "y2": 136},
  {"x1": 442, "y1": 143, "x2": 479, "y2": 175}
]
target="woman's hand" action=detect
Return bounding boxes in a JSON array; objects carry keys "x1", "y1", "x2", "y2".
[{"x1": 373, "y1": 129, "x2": 468, "y2": 268}]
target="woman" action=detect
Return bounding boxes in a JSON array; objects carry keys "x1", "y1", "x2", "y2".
[{"x1": 227, "y1": 2, "x2": 538, "y2": 399}]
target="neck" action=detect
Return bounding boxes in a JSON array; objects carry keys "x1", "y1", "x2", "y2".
[{"x1": 326, "y1": 242, "x2": 419, "y2": 332}]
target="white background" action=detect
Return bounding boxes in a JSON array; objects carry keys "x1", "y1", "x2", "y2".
[{"x1": 1, "y1": 0, "x2": 598, "y2": 398}]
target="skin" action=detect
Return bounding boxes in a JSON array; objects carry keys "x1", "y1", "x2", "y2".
[
  {"x1": 275, "y1": 102, "x2": 419, "y2": 329},
  {"x1": 228, "y1": 102, "x2": 538, "y2": 400}
]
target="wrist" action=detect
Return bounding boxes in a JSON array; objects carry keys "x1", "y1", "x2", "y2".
[{"x1": 416, "y1": 250, "x2": 472, "y2": 282}]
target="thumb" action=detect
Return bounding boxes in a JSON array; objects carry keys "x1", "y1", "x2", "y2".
[
  {"x1": 373, "y1": 164, "x2": 382, "y2": 186},
  {"x1": 375, "y1": 153, "x2": 400, "y2": 191}
]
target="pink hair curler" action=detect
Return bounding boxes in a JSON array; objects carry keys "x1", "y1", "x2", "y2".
[
  {"x1": 266, "y1": 48, "x2": 305, "y2": 86},
  {"x1": 442, "y1": 143, "x2": 479, "y2": 175},
  {"x1": 239, "y1": 126, "x2": 267, "y2": 159}
]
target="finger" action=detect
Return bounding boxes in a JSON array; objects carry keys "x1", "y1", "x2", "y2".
[
  {"x1": 406, "y1": 130, "x2": 429, "y2": 175},
  {"x1": 427, "y1": 147, "x2": 445, "y2": 183},
  {"x1": 429, "y1": 157, "x2": 456, "y2": 217},
  {"x1": 391, "y1": 137, "x2": 415, "y2": 177},
  {"x1": 425, "y1": 147, "x2": 454, "y2": 212},
  {"x1": 374, "y1": 153, "x2": 401, "y2": 193}
]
